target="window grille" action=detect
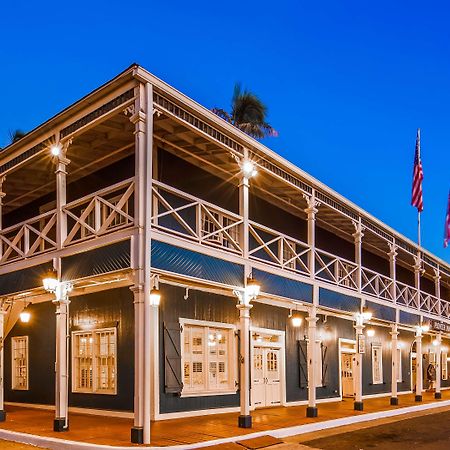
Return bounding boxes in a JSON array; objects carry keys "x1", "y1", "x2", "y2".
[
  {"x1": 12, "y1": 336, "x2": 28, "y2": 390},
  {"x1": 72, "y1": 328, "x2": 116, "y2": 394}
]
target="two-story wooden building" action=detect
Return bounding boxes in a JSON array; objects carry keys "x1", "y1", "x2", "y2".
[{"x1": 0, "y1": 64, "x2": 449, "y2": 445}]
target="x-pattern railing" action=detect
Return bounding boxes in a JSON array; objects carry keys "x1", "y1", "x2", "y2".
[
  {"x1": 419, "y1": 291, "x2": 441, "y2": 316},
  {"x1": 314, "y1": 249, "x2": 358, "y2": 290},
  {"x1": 248, "y1": 222, "x2": 310, "y2": 275},
  {"x1": 152, "y1": 180, "x2": 243, "y2": 254},
  {"x1": 361, "y1": 267, "x2": 394, "y2": 301},
  {"x1": 396, "y1": 281, "x2": 419, "y2": 309},
  {"x1": 0, "y1": 211, "x2": 57, "y2": 265},
  {"x1": 63, "y1": 178, "x2": 135, "y2": 246}
]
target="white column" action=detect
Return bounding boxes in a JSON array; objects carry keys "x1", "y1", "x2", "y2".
[
  {"x1": 238, "y1": 150, "x2": 252, "y2": 428},
  {"x1": 390, "y1": 324, "x2": 399, "y2": 405},
  {"x1": 435, "y1": 333, "x2": 442, "y2": 399},
  {"x1": 306, "y1": 302, "x2": 318, "y2": 417},
  {"x1": 388, "y1": 243, "x2": 397, "y2": 302},
  {"x1": 54, "y1": 286, "x2": 70, "y2": 431},
  {"x1": 415, "y1": 328, "x2": 423, "y2": 401},
  {"x1": 353, "y1": 221, "x2": 364, "y2": 293},
  {"x1": 434, "y1": 269, "x2": 441, "y2": 316},
  {"x1": 237, "y1": 301, "x2": 252, "y2": 427},
  {"x1": 354, "y1": 319, "x2": 364, "y2": 410},
  {"x1": 55, "y1": 142, "x2": 70, "y2": 249},
  {"x1": 130, "y1": 83, "x2": 152, "y2": 445},
  {"x1": 0, "y1": 309, "x2": 6, "y2": 421},
  {"x1": 0, "y1": 176, "x2": 4, "y2": 262},
  {"x1": 304, "y1": 191, "x2": 319, "y2": 279}
]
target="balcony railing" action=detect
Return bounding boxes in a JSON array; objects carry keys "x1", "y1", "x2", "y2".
[
  {"x1": 63, "y1": 178, "x2": 135, "y2": 246},
  {"x1": 0, "y1": 210, "x2": 57, "y2": 265},
  {"x1": 1, "y1": 180, "x2": 449, "y2": 320},
  {"x1": 151, "y1": 180, "x2": 243, "y2": 255}
]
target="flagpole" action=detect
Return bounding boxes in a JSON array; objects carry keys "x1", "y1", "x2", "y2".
[{"x1": 417, "y1": 211, "x2": 421, "y2": 248}]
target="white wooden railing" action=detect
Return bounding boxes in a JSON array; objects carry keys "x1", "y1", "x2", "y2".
[
  {"x1": 151, "y1": 180, "x2": 243, "y2": 255},
  {"x1": 63, "y1": 178, "x2": 135, "y2": 246},
  {"x1": 248, "y1": 221, "x2": 310, "y2": 275},
  {"x1": 0, "y1": 210, "x2": 57, "y2": 265},
  {"x1": 1, "y1": 179, "x2": 448, "y2": 320}
]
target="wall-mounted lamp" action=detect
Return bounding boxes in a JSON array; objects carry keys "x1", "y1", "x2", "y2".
[
  {"x1": 421, "y1": 324, "x2": 430, "y2": 332},
  {"x1": 432, "y1": 339, "x2": 439, "y2": 347},
  {"x1": 150, "y1": 275, "x2": 161, "y2": 307},
  {"x1": 355, "y1": 306, "x2": 372, "y2": 325},
  {"x1": 20, "y1": 311, "x2": 31, "y2": 323},
  {"x1": 50, "y1": 144, "x2": 62, "y2": 157},
  {"x1": 366, "y1": 328, "x2": 375, "y2": 337},
  {"x1": 289, "y1": 301, "x2": 303, "y2": 327},
  {"x1": 43, "y1": 268, "x2": 59, "y2": 293},
  {"x1": 233, "y1": 275, "x2": 260, "y2": 307},
  {"x1": 242, "y1": 160, "x2": 257, "y2": 178}
]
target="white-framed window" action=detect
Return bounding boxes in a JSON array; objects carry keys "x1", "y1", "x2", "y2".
[
  {"x1": 282, "y1": 239, "x2": 297, "y2": 270},
  {"x1": 72, "y1": 327, "x2": 117, "y2": 394},
  {"x1": 314, "y1": 340, "x2": 323, "y2": 387},
  {"x1": 12, "y1": 336, "x2": 29, "y2": 390},
  {"x1": 396, "y1": 347, "x2": 402, "y2": 383},
  {"x1": 201, "y1": 210, "x2": 238, "y2": 249},
  {"x1": 181, "y1": 319, "x2": 237, "y2": 396},
  {"x1": 442, "y1": 352, "x2": 448, "y2": 381},
  {"x1": 371, "y1": 342, "x2": 383, "y2": 384}
]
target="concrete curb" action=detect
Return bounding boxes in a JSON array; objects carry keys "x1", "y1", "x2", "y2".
[{"x1": 1, "y1": 400, "x2": 450, "y2": 450}]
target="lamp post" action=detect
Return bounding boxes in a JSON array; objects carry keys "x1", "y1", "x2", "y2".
[
  {"x1": 43, "y1": 269, "x2": 72, "y2": 431},
  {"x1": 234, "y1": 275, "x2": 260, "y2": 428},
  {"x1": 354, "y1": 307, "x2": 371, "y2": 411}
]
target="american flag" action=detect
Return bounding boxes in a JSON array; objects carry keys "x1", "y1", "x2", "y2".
[
  {"x1": 445, "y1": 191, "x2": 450, "y2": 248},
  {"x1": 411, "y1": 129, "x2": 424, "y2": 212}
]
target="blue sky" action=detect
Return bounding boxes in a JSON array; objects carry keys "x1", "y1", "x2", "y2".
[{"x1": 0, "y1": 1, "x2": 448, "y2": 261}]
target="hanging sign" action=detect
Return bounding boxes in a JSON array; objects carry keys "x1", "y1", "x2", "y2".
[
  {"x1": 358, "y1": 334, "x2": 366, "y2": 354},
  {"x1": 431, "y1": 321, "x2": 450, "y2": 333}
]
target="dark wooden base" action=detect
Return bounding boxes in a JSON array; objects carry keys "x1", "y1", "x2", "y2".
[
  {"x1": 0, "y1": 410, "x2": 5, "y2": 422},
  {"x1": 415, "y1": 395, "x2": 423, "y2": 402},
  {"x1": 390, "y1": 397, "x2": 399, "y2": 406},
  {"x1": 306, "y1": 406, "x2": 318, "y2": 417},
  {"x1": 435, "y1": 392, "x2": 442, "y2": 399},
  {"x1": 54, "y1": 418, "x2": 68, "y2": 432},
  {"x1": 131, "y1": 426, "x2": 144, "y2": 444},
  {"x1": 238, "y1": 415, "x2": 252, "y2": 428},
  {"x1": 354, "y1": 401, "x2": 364, "y2": 411}
]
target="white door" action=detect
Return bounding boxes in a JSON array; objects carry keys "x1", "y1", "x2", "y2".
[
  {"x1": 252, "y1": 347, "x2": 281, "y2": 407},
  {"x1": 341, "y1": 352, "x2": 354, "y2": 398}
]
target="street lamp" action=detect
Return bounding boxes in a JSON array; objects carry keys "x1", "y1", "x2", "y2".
[{"x1": 242, "y1": 160, "x2": 257, "y2": 179}]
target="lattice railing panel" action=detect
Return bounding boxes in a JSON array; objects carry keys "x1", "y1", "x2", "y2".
[
  {"x1": 249, "y1": 222, "x2": 310, "y2": 275},
  {"x1": 314, "y1": 249, "x2": 358, "y2": 290},
  {"x1": 152, "y1": 181, "x2": 243, "y2": 255},
  {"x1": 0, "y1": 211, "x2": 57, "y2": 265},
  {"x1": 361, "y1": 267, "x2": 394, "y2": 301}
]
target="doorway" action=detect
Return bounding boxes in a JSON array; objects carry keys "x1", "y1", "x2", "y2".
[
  {"x1": 251, "y1": 327, "x2": 285, "y2": 408},
  {"x1": 339, "y1": 338, "x2": 356, "y2": 398}
]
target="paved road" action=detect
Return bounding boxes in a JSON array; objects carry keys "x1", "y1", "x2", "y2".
[{"x1": 300, "y1": 409, "x2": 450, "y2": 450}]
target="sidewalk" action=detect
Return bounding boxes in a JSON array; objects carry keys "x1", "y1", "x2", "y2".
[{"x1": 0, "y1": 391, "x2": 448, "y2": 448}]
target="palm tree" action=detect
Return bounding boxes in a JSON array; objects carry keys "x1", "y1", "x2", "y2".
[
  {"x1": 9, "y1": 129, "x2": 26, "y2": 143},
  {"x1": 212, "y1": 83, "x2": 278, "y2": 139}
]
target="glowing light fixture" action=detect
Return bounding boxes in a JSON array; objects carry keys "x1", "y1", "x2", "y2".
[
  {"x1": 242, "y1": 160, "x2": 257, "y2": 178},
  {"x1": 43, "y1": 269, "x2": 58, "y2": 293},
  {"x1": 421, "y1": 324, "x2": 430, "y2": 332},
  {"x1": 361, "y1": 307, "x2": 372, "y2": 321},
  {"x1": 432, "y1": 339, "x2": 439, "y2": 346},
  {"x1": 245, "y1": 275, "x2": 260, "y2": 299},
  {"x1": 367, "y1": 328, "x2": 375, "y2": 337},
  {"x1": 150, "y1": 288, "x2": 161, "y2": 307},
  {"x1": 290, "y1": 312, "x2": 302, "y2": 328},
  {"x1": 20, "y1": 311, "x2": 31, "y2": 323},
  {"x1": 50, "y1": 144, "x2": 62, "y2": 157}
]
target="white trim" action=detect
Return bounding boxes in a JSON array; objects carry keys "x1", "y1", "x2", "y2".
[
  {"x1": 286, "y1": 396, "x2": 342, "y2": 406},
  {"x1": 371, "y1": 342, "x2": 383, "y2": 385},
  {"x1": 361, "y1": 391, "x2": 411, "y2": 399}
]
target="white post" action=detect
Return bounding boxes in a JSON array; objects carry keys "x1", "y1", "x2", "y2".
[
  {"x1": 55, "y1": 141, "x2": 70, "y2": 249},
  {"x1": 304, "y1": 191, "x2": 319, "y2": 279},
  {"x1": 434, "y1": 268, "x2": 441, "y2": 316},
  {"x1": 238, "y1": 149, "x2": 252, "y2": 428},
  {"x1": 388, "y1": 243, "x2": 397, "y2": 302},
  {"x1": 130, "y1": 83, "x2": 152, "y2": 445},
  {"x1": 0, "y1": 309, "x2": 6, "y2": 421},
  {"x1": 390, "y1": 323, "x2": 399, "y2": 405},
  {"x1": 54, "y1": 282, "x2": 70, "y2": 431},
  {"x1": 237, "y1": 300, "x2": 252, "y2": 428},
  {"x1": 354, "y1": 318, "x2": 364, "y2": 410},
  {"x1": 306, "y1": 302, "x2": 318, "y2": 417},
  {"x1": 415, "y1": 328, "x2": 423, "y2": 402},
  {"x1": 353, "y1": 220, "x2": 364, "y2": 293},
  {"x1": 0, "y1": 176, "x2": 4, "y2": 262},
  {"x1": 435, "y1": 333, "x2": 442, "y2": 399}
]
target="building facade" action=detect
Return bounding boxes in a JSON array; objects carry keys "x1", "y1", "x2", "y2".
[{"x1": 0, "y1": 65, "x2": 449, "y2": 444}]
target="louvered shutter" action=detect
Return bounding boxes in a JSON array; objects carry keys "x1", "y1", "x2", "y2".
[
  {"x1": 298, "y1": 339, "x2": 308, "y2": 388},
  {"x1": 321, "y1": 343, "x2": 329, "y2": 387},
  {"x1": 163, "y1": 322, "x2": 183, "y2": 394}
]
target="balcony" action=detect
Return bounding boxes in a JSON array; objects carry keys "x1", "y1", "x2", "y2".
[
  {"x1": 1, "y1": 179, "x2": 448, "y2": 320},
  {"x1": 0, "y1": 178, "x2": 135, "y2": 266}
]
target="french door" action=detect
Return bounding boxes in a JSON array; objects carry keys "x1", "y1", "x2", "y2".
[{"x1": 252, "y1": 347, "x2": 282, "y2": 407}]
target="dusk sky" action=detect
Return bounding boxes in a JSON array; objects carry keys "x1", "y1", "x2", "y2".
[{"x1": 1, "y1": 1, "x2": 448, "y2": 262}]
